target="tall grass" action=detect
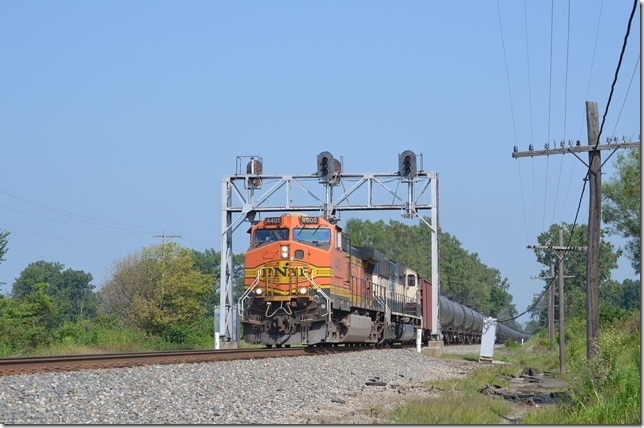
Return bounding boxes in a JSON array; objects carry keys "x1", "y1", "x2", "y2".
[{"x1": 559, "y1": 311, "x2": 640, "y2": 424}]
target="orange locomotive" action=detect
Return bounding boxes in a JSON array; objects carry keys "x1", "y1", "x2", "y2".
[{"x1": 239, "y1": 213, "x2": 422, "y2": 347}]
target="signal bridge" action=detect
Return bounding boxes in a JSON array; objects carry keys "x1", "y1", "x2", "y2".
[{"x1": 217, "y1": 151, "x2": 440, "y2": 347}]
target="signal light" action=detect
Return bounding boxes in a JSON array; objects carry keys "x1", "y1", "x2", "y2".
[
  {"x1": 317, "y1": 151, "x2": 334, "y2": 181},
  {"x1": 398, "y1": 150, "x2": 417, "y2": 179}
]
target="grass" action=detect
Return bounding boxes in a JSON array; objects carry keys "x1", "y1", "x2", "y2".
[
  {"x1": 389, "y1": 392, "x2": 513, "y2": 424},
  {"x1": 383, "y1": 311, "x2": 640, "y2": 425}
]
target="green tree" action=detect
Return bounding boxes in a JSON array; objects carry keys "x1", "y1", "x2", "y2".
[
  {"x1": 0, "y1": 229, "x2": 9, "y2": 287},
  {"x1": 618, "y1": 278, "x2": 641, "y2": 311},
  {"x1": 0, "y1": 282, "x2": 59, "y2": 354},
  {"x1": 12, "y1": 261, "x2": 64, "y2": 301},
  {"x1": 61, "y1": 269, "x2": 98, "y2": 319},
  {"x1": 603, "y1": 148, "x2": 641, "y2": 274},
  {"x1": 11, "y1": 261, "x2": 97, "y2": 322},
  {"x1": 344, "y1": 218, "x2": 518, "y2": 320},
  {"x1": 529, "y1": 223, "x2": 621, "y2": 322},
  {"x1": 99, "y1": 243, "x2": 213, "y2": 338},
  {"x1": 191, "y1": 248, "x2": 245, "y2": 309},
  {"x1": 0, "y1": 230, "x2": 8, "y2": 263}
]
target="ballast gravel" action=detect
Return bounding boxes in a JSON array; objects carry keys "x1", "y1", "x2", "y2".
[{"x1": 0, "y1": 347, "x2": 480, "y2": 424}]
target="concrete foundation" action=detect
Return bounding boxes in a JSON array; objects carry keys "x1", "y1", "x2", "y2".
[{"x1": 421, "y1": 341, "x2": 444, "y2": 358}]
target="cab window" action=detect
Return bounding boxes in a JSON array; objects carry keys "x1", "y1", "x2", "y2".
[
  {"x1": 293, "y1": 227, "x2": 331, "y2": 244},
  {"x1": 253, "y1": 228, "x2": 289, "y2": 244}
]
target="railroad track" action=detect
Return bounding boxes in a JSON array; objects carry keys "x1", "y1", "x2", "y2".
[{"x1": 0, "y1": 346, "x2": 371, "y2": 376}]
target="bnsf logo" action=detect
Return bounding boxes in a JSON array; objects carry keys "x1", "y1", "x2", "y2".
[{"x1": 262, "y1": 266, "x2": 307, "y2": 277}]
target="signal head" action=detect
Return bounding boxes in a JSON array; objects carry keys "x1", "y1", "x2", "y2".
[
  {"x1": 317, "y1": 151, "x2": 334, "y2": 181},
  {"x1": 398, "y1": 150, "x2": 417, "y2": 179}
]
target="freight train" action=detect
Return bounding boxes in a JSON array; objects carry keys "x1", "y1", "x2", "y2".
[{"x1": 238, "y1": 213, "x2": 530, "y2": 347}]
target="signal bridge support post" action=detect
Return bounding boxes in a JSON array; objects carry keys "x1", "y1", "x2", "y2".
[{"x1": 513, "y1": 100, "x2": 639, "y2": 361}]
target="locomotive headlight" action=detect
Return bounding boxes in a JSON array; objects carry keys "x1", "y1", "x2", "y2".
[
  {"x1": 255, "y1": 288, "x2": 264, "y2": 295},
  {"x1": 298, "y1": 286, "x2": 308, "y2": 295},
  {"x1": 280, "y1": 245, "x2": 289, "y2": 258}
]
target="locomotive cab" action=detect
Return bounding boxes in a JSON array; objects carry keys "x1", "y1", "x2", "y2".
[{"x1": 239, "y1": 214, "x2": 345, "y2": 347}]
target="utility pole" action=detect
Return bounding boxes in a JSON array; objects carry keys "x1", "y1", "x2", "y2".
[
  {"x1": 513, "y1": 100, "x2": 639, "y2": 361},
  {"x1": 531, "y1": 266, "x2": 554, "y2": 343},
  {"x1": 152, "y1": 231, "x2": 182, "y2": 302},
  {"x1": 528, "y1": 229, "x2": 586, "y2": 375},
  {"x1": 152, "y1": 230, "x2": 182, "y2": 245}
]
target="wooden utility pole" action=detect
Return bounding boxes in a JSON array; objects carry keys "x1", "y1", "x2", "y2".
[
  {"x1": 585, "y1": 102, "x2": 601, "y2": 360},
  {"x1": 531, "y1": 266, "x2": 555, "y2": 343},
  {"x1": 152, "y1": 231, "x2": 182, "y2": 301},
  {"x1": 152, "y1": 230, "x2": 182, "y2": 245},
  {"x1": 531, "y1": 264, "x2": 574, "y2": 345},
  {"x1": 528, "y1": 233, "x2": 586, "y2": 374},
  {"x1": 513, "y1": 100, "x2": 639, "y2": 361}
]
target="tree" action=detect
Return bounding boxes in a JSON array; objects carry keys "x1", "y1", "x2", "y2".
[
  {"x1": 0, "y1": 230, "x2": 8, "y2": 263},
  {"x1": 12, "y1": 261, "x2": 64, "y2": 301},
  {"x1": 11, "y1": 261, "x2": 97, "y2": 322},
  {"x1": 99, "y1": 243, "x2": 213, "y2": 337},
  {"x1": 344, "y1": 218, "x2": 519, "y2": 319},
  {"x1": 603, "y1": 148, "x2": 641, "y2": 274},
  {"x1": 191, "y1": 248, "x2": 245, "y2": 309},
  {"x1": 0, "y1": 229, "x2": 9, "y2": 287},
  {"x1": 0, "y1": 282, "x2": 59, "y2": 353},
  {"x1": 61, "y1": 269, "x2": 98, "y2": 319}
]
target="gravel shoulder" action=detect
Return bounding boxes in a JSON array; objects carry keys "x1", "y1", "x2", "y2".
[{"x1": 0, "y1": 347, "x2": 480, "y2": 424}]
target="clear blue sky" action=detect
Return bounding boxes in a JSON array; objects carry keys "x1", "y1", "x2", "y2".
[{"x1": 0, "y1": 1, "x2": 640, "y2": 326}]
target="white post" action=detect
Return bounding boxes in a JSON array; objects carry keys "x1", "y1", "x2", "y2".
[
  {"x1": 215, "y1": 332, "x2": 220, "y2": 350},
  {"x1": 416, "y1": 328, "x2": 422, "y2": 353}
]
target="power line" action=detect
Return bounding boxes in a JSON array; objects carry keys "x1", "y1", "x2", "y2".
[
  {"x1": 611, "y1": 54, "x2": 640, "y2": 137},
  {"x1": 593, "y1": 0, "x2": 638, "y2": 150},
  {"x1": 0, "y1": 189, "x2": 157, "y2": 234}
]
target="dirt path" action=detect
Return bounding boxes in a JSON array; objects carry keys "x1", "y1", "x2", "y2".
[
  {"x1": 484, "y1": 367, "x2": 571, "y2": 424},
  {"x1": 293, "y1": 350, "x2": 571, "y2": 424}
]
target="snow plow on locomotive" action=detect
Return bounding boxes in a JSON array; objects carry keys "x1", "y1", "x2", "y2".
[{"x1": 238, "y1": 213, "x2": 529, "y2": 347}]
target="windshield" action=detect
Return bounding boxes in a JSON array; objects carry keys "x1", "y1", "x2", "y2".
[
  {"x1": 293, "y1": 227, "x2": 331, "y2": 244},
  {"x1": 253, "y1": 228, "x2": 289, "y2": 244}
]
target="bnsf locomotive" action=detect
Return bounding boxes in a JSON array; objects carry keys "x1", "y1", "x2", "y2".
[{"x1": 238, "y1": 213, "x2": 529, "y2": 347}]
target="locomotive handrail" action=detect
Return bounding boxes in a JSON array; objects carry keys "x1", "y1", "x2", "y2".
[
  {"x1": 238, "y1": 270, "x2": 263, "y2": 319},
  {"x1": 301, "y1": 270, "x2": 332, "y2": 324},
  {"x1": 265, "y1": 301, "x2": 292, "y2": 318},
  {"x1": 374, "y1": 285, "x2": 391, "y2": 327}
]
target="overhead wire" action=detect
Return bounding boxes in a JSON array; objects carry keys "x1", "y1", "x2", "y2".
[
  {"x1": 550, "y1": 0, "x2": 572, "y2": 227},
  {"x1": 0, "y1": 189, "x2": 157, "y2": 235},
  {"x1": 610, "y1": 54, "x2": 640, "y2": 137},
  {"x1": 500, "y1": 0, "x2": 639, "y2": 323},
  {"x1": 559, "y1": 0, "x2": 603, "y2": 224},
  {"x1": 0, "y1": 203, "x2": 150, "y2": 235},
  {"x1": 497, "y1": 0, "x2": 536, "y2": 282},
  {"x1": 592, "y1": 0, "x2": 638, "y2": 151},
  {"x1": 523, "y1": 0, "x2": 535, "y2": 155},
  {"x1": 0, "y1": 221, "x2": 129, "y2": 251},
  {"x1": 541, "y1": 0, "x2": 554, "y2": 232}
]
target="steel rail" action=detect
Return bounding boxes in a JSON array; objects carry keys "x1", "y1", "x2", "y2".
[{"x1": 0, "y1": 346, "x2": 369, "y2": 376}]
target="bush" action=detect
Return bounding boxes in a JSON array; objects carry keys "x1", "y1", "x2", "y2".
[{"x1": 562, "y1": 311, "x2": 640, "y2": 424}]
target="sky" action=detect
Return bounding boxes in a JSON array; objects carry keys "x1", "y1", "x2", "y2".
[{"x1": 0, "y1": 1, "x2": 640, "y2": 327}]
